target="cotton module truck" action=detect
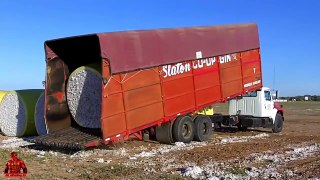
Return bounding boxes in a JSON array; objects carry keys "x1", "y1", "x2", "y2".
[{"x1": 33, "y1": 23, "x2": 284, "y2": 149}]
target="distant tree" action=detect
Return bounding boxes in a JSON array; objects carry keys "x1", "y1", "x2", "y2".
[
  {"x1": 280, "y1": 95, "x2": 319, "y2": 101},
  {"x1": 288, "y1": 97, "x2": 296, "y2": 101},
  {"x1": 295, "y1": 96, "x2": 304, "y2": 101},
  {"x1": 311, "y1": 95, "x2": 320, "y2": 101}
]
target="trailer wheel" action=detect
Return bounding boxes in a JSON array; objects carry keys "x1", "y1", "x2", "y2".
[
  {"x1": 156, "y1": 121, "x2": 174, "y2": 144},
  {"x1": 272, "y1": 113, "x2": 283, "y2": 133},
  {"x1": 194, "y1": 115, "x2": 212, "y2": 142},
  {"x1": 172, "y1": 116, "x2": 194, "y2": 143}
]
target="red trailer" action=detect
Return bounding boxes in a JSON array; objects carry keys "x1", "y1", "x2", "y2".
[{"x1": 35, "y1": 23, "x2": 269, "y2": 149}]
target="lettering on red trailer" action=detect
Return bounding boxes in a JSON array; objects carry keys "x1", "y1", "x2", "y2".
[
  {"x1": 219, "y1": 54, "x2": 237, "y2": 64},
  {"x1": 162, "y1": 63, "x2": 191, "y2": 78},
  {"x1": 192, "y1": 57, "x2": 216, "y2": 69},
  {"x1": 162, "y1": 55, "x2": 239, "y2": 78},
  {"x1": 244, "y1": 80, "x2": 261, "y2": 88}
]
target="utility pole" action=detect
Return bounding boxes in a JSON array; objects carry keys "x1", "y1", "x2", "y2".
[{"x1": 273, "y1": 65, "x2": 276, "y2": 91}]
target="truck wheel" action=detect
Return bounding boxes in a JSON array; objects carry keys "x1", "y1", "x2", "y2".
[
  {"x1": 143, "y1": 128, "x2": 157, "y2": 141},
  {"x1": 194, "y1": 115, "x2": 212, "y2": 142},
  {"x1": 272, "y1": 113, "x2": 283, "y2": 133},
  {"x1": 156, "y1": 121, "x2": 174, "y2": 144},
  {"x1": 172, "y1": 116, "x2": 194, "y2": 143}
]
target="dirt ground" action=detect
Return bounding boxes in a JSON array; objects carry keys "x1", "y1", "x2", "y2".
[{"x1": 0, "y1": 101, "x2": 319, "y2": 179}]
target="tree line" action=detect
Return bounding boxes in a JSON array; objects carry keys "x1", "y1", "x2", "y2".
[{"x1": 279, "y1": 95, "x2": 320, "y2": 101}]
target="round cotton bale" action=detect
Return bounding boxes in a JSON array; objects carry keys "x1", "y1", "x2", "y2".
[
  {"x1": 0, "y1": 89, "x2": 43, "y2": 137},
  {"x1": 35, "y1": 92, "x2": 47, "y2": 135},
  {"x1": 66, "y1": 66, "x2": 102, "y2": 128},
  {"x1": 0, "y1": 90, "x2": 8, "y2": 134}
]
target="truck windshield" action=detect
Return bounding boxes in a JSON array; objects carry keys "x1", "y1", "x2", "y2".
[{"x1": 243, "y1": 91, "x2": 257, "y2": 97}]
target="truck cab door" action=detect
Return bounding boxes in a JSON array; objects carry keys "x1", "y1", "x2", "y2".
[{"x1": 262, "y1": 90, "x2": 277, "y2": 121}]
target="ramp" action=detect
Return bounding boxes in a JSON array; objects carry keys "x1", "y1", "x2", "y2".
[{"x1": 32, "y1": 127, "x2": 101, "y2": 150}]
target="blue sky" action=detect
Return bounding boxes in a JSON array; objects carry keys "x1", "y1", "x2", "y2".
[{"x1": 0, "y1": 0, "x2": 319, "y2": 96}]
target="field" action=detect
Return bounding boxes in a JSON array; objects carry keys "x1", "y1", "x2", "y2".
[{"x1": 0, "y1": 101, "x2": 319, "y2": 179}]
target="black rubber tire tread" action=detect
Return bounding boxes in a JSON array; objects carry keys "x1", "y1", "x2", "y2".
[
  {"x1": 192, "y1": 115, "x2": 199, "y2": 121},
  {"x1": 194, "y1": 115, "x2": 213, "y2": 142},
  {"x1": 172, "y1": 116, "x2": 195, "y2": 143},
  {"x1": 156, "y1": 121, "x2": 174, "y2": 144},
  {"x1": 272, "y1": 113, "x2": 283, "y2": 133}
]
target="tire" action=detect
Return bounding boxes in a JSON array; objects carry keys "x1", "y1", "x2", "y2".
[
  {"x1": 272, "y1": 113, "x2": 283, "y2": 133},
  {"x1": 194, "y1": 115, "x2": 213, "y2": 142},
  {"x1": 172, "y1": 116, "x2": 195, "y2": 143},
  {"x1": 143, "y1": 128, "x2": 157, "y2": 141},
  {"x1": 156, "y1": 122, "x2": 174, "y2": 144}
]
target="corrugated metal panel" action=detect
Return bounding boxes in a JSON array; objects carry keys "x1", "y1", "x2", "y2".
[{"x1": 98, "y1": 24, "x2": 259, "y2": 74}]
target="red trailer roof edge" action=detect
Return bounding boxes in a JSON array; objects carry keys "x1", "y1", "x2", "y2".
[
  {"x1": 44, "y1": 23, "x2": 260, "y2": 75},
  {"x1": 44, "y1": 23, "x2": 258, "y2": 43}
]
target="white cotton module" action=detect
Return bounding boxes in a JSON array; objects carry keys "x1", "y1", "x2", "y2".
[
  {"x1": 0, "y1": 93, "x2": 25, "y2": 136},
  {"x1": 0, "y1": 90, "x2": 43, "y2": 137},
  {"x1": 66, "y1": 66, "x2": 102, "y2": 128},
  {"x1": 35, "y1": 92, "x2": 47, "y2": 135}
]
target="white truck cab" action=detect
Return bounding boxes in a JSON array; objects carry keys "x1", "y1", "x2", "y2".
[
  {"x1": 212, "y1": 87, "x2": 284, "y2": 133},
  {"x1": 229, "y1": 87, "x2": 278, "y2": 122}
]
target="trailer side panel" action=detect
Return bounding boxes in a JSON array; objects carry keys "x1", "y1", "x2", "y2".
[{"x1": 101, "y1": 49, "x2": 262, "y2": 141}]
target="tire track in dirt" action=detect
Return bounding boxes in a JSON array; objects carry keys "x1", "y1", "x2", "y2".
[{"x1": 121, "y1": 133, "x2": 320, "y2": 179}]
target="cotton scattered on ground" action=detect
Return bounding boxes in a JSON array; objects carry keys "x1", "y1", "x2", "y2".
[
  {"x1": 0, "y1": 137, "x2": 34, "y2": 148},
  {"x1": 181, "y1": 143, "x2": 320, "y2": 179},
  {"x1": 218, "y1": 133, "x2": 270, "y2": 144},
  {"x1": 130, "y1": 141, "x2": 208, "y2": 159}
]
